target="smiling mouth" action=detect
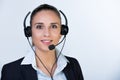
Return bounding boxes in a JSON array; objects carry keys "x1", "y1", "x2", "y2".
[{"x1": 41, "y1": 40, "x2": 52, "y2": 45}]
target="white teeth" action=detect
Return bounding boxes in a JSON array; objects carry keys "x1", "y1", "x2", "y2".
[
  {"x1": 43, "y1": 40, "x2": 50, "y2": 42},
  {"x1": 42, "y1": 40, "x2": 51, "y2": 42}
]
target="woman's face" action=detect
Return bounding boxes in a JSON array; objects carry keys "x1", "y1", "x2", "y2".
[{"x1": 31, "y1": 10, "x2": 61, "y2": 52}]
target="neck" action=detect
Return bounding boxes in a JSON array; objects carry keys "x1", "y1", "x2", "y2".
[
  {"x1": 35, "y1": 48, "x2": 56, "y2": 62},
  {"x1": 35, "y1": 48, "x2": 57, "y2": 76}
]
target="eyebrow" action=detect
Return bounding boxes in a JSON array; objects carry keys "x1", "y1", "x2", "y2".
[
  {"x1": 34, "y1": 22, "x2": 60, "y2": 25},
  {"x1": 51, "y1": 22, "x2": 60, "y2": 25},
  {"x1": 34, "y1": 23, "x2": 43, "y2": 25}
]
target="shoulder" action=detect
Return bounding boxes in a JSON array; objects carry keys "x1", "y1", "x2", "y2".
[
  {"x1": 1, "y1": 57, "x2": 24, "y2": 80},
  {"x1": 3, "y1": 57, "x2": 24, "y2": 68},
  {"x1": 1, "y1": 57, "x2": 24, "y2": 73}
]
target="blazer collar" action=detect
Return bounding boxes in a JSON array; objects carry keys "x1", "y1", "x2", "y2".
[{"x1": 21, "y1": 64, "x2": 38, "y2": 80}]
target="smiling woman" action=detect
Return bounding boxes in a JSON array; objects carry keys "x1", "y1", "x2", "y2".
[
  {"x1": 31, "y1": 10, "x2": 61, "y2": 52},
  {"x1": 1, "y1": 4, "x2": 84, "y2": 80}
]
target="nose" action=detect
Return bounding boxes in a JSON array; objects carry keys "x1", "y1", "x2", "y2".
[{"x1": 43, "y1": 27, "x2": 50, "y2": 37}]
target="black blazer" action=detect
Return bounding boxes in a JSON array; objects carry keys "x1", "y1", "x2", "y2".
[{"x1": 1, "y1": 56, "x2": 84, "y2": 80}]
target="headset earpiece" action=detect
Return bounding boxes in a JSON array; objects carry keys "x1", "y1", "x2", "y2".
[
  {"x1": 61, "y1": 25, "x2": 69, "y2": 35},
  {"x1": 23, "y1": 12, "x2": 31, "y2": 37},
  {"x1": 59, "y1": 10, "x2": 69, "y2": 36},
  {"x1": 24, "y1": 26, "x2": 32, "y2": 37}
]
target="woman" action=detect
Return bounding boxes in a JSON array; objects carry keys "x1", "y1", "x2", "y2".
[{"x1": 1, "y1": 4, "x2": 84, "y2": 80}]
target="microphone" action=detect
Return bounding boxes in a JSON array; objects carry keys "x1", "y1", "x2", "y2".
[
  {"x1": 48, "y1": 35, "x2": 66, "y2": 50},
  {"x1": 48, "y1": 44, "x2": 56, "y2": 50}
]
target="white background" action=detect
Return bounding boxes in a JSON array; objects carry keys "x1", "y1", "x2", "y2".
[{"x1": 0, "y1": 0, "x2": 120, "y2": 80}]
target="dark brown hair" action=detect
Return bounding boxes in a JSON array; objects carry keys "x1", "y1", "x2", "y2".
[{"x1": 30, "y1": 4, "x2": 61, "y2": 26}]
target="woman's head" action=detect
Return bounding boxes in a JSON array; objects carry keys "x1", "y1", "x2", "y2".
[
  {"x1": 30, "y1": 4, "x2": 61, "y2": 26},
  {"x1": 30, "y1": 4, "x2": 62, "y2": 51}
]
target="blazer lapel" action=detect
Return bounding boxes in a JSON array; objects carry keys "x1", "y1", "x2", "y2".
[
  {"x1": 21, "y1": 65, "x2": 38, "y2": 80},
  {"x1": 63, "y1": 63, "x2": 75, "y2": 80}
]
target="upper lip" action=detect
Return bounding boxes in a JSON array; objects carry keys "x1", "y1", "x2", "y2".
[{"x1": 41, "y1": 39, "x2": 52, "y2": 42}]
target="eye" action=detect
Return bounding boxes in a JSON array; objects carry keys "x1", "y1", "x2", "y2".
[
  {"x1": 51, "y1": 25, "x2": 58, "y2": 29},
  {"x1": 36, "y1": 25, "x2": 43, "y2": 29}
]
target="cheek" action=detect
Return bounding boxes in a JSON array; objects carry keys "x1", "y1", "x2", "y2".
[
  {"x1": 32, "y1": 30, "x2": 42, "y2": 42},
  {"x1": 54, "y1": 34, "x2": 62, "y2": 42},
  {"x1": 31, "y1": 34, "x2": 38, "y2": 45},
  {"x1": 32, "y1": 28, "x2": 42, "y2": 37}
]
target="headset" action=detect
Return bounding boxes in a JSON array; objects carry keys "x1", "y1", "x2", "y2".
[
  {"x1": 23, "y1": 10, "x2": 69, "y2": 38},
  {"x1": 23, "y1": 6, "x2": 69, "y2": 80}
]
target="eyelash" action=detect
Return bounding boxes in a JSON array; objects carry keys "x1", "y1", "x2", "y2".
[
  {"x1": 35, "y1": 25, "x2": 58, "y2": 29},
  {"x1": 51, "y1": 25, "x2": 58, "y2": 29},
  {"x1": 36, "y1": 25, "x2": 43, "y2": 29}
]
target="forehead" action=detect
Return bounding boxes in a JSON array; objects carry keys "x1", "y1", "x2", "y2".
[
  {"x1": 35, "y1": 10, "x2": 59, "y2": 17},
  {"x1": 32, "y1": 10, "x2": 61, "y2": 22}
]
